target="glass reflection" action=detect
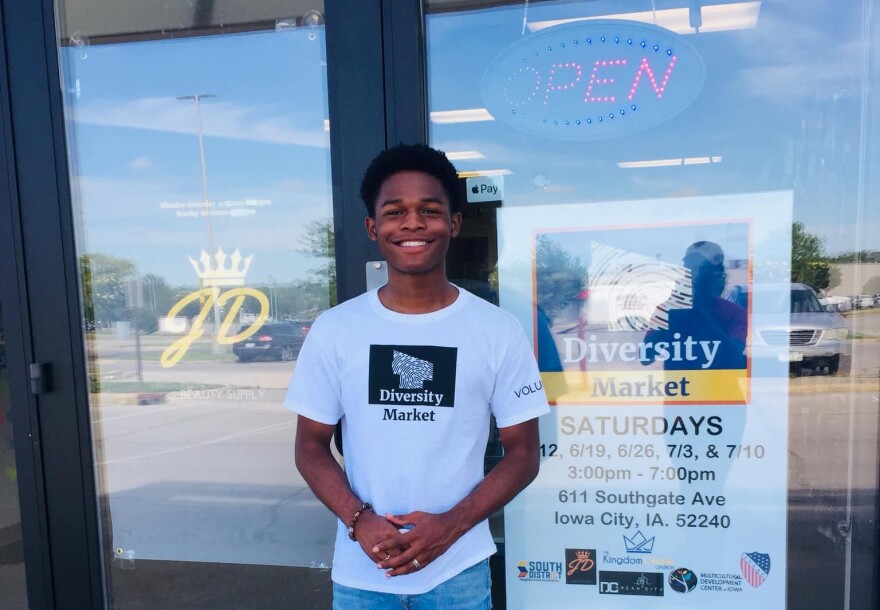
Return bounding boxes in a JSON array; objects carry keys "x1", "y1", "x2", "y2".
[
  {"x1": 0, "y1": 302, "x2": 28, "y2": 608},
  {"x1": 427, "y1": 0, "x2": 879, "y2": 608},
  {"x1": 56, "y1": 12, "x2": 336, "y2": 606}
]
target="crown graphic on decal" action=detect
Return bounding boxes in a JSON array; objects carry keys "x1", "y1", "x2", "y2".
[{"x1": 188, "y1": 248, "x2": 253, "y2": 287}]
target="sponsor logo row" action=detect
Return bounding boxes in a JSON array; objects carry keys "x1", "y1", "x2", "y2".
[{"x1": 517, "y1": 547, "x2": 770, "y2": 597}]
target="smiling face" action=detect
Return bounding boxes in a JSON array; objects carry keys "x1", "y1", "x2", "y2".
[{"x1": 364, "y1": 170, "x2": 462, "y2": 280}]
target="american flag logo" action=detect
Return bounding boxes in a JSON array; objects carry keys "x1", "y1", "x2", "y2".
[{"x1": 740, "y1": 552, "x2": 771, "y2": 587}]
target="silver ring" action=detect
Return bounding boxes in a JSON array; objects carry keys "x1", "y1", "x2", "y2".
[
  {"x1": 384, "y1": 554, "x2": 392, "y2": 561},
  {"x1": 412, "y1": 558, "x2": 421, "y2": 569}
]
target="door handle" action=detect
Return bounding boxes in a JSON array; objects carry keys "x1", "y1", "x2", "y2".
[{"x1": 29, "y1": 362, "x2": 53, "y2": 395}]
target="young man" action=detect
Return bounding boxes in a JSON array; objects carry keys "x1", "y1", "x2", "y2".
[{"x1": 285, "y1": 144, "x2": 549, "y2": 609}]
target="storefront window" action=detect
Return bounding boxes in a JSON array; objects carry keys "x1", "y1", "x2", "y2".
[
  {"x1": 426, "y1": 1, "x2": 879, "y2": 608},
  {"x1": 53, "y1": 3, "x2": 335, "y2": 606},
  {"x1": 0, "y1": 303, "x2": 28, "y2": 609}
]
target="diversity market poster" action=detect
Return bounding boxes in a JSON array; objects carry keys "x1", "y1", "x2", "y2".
[{"x1": 498, "y1": 192, "x2": 792, "y2": 608}]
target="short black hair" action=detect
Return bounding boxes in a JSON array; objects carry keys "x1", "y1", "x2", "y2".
[{"x1": 360, "y1": 144, "x2": 462, "y2": 217}]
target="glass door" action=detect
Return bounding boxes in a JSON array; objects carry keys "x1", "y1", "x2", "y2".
[
  {"x1": 51, "y1": 2, "x2": 342, "y2": 607},
  {"x1": 425, "y1": 1, "x2": 879, "y2": 609}
]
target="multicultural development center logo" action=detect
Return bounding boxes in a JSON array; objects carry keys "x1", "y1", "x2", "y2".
[
  {"x1": 369, "y1": 345, "x2": 457, "y2": 419},
  {"x1": 740, "y1": 552, "x2": 771, "y2": 588},
  {"x1": 564, "y1": 548, "x2": 596, "y2": 585},
  {"x1": 161, "y1": 248, "x2": 269, "y2": 368},
  {"x1": 535, "y1": 223, "x2": 751, "y2": 405},
  {"x1": 668, "y1": 567, "x2": 698, "y2": 593}
]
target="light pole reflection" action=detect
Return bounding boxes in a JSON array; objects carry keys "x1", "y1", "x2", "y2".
[
  {"x1": 141, "y1": 276, "x2": 157, "y2": 312},
  {"x1": 268, "y1": 275, "x2": 278, "y2": 321},
  {"x1": 177, "y1": 93, "x2": 223, "y2": 353}
]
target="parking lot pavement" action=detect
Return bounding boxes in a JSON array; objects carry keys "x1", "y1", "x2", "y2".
[
  {"x1": 844, "y1": 307, "x2": 880, "y2": 337},
  {"x1": 94, "y1": 396, "x2": 335, "y2": 568}
]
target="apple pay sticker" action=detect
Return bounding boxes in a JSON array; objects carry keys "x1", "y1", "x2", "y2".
[{"x1": 466, "y1": 175, "x2": 504, "y2": 204}]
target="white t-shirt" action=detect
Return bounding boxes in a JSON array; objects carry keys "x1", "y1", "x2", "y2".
[{"x1": 284, "y1": 287, "x2": 549, "y2": 594}]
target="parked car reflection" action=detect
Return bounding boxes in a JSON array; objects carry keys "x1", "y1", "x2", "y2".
[
  {"x1": 232, "y1": 320, "x2": 312, "y2": 363},
  {"x1": 819, "y1": 295, "x2": 852, "y2": 312},
  {"x1": 855, "y1": 295, "x2": 875, "y2": 309},
  {"x1": 724, "y1": 283, "x2": 850, "y2": 375}
]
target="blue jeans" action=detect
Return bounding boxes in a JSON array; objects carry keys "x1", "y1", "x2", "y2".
[{"x1": 332, "y1": 559, "x2": 491, "y2": 610}]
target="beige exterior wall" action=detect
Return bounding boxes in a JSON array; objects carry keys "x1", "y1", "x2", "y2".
[{"x1": 825, "y1": 263, "x2": 880, "y2": 297}]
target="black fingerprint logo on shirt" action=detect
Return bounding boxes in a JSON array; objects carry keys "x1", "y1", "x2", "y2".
[
  {"x1": 392, "y1": 350, "x2": 434, "y2": 389},
  {"x1": 369, "y1": 345, "x2": 456, "y2": 407}
]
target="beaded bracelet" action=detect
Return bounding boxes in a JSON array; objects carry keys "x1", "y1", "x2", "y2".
[{"x1": 347, "y1": 502, "x2": 372, "y2": 541}]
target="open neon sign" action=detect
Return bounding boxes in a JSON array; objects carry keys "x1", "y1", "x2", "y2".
[{"x1": 482, "y1": 20, "x2": 705, "y2": 140}]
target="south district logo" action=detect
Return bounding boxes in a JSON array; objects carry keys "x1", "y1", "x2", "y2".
[
  {"x1": 669, "y1": 567, "x2": 698, "y2": 593},
  {"x1": 517, "y1": 560, "x2": 562, "y2": 582}
]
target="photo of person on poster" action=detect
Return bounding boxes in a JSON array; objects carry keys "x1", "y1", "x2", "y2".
[
  {"x1": 529, "y1": 221, "x2": 751, "y2": 405},
  {"x1": 643, "y1": 240, "x2": 748, "y2": 372}
]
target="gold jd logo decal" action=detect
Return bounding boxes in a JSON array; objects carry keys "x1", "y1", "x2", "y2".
[{"x1": 160, "y1": 248, "x2": 269, "y2": 368}]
